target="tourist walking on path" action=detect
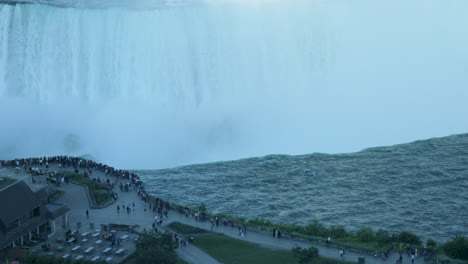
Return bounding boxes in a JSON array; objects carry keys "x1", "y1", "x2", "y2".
[{"x1": 86, "y1": 209, "x2": 89, "y2": 218}]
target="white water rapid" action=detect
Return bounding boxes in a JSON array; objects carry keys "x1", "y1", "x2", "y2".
[{"x1": 1, "y1": 0, "x2": 467, "y2": 168}]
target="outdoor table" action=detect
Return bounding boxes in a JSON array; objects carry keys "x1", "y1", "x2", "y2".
[
  {"x1": 91, "y1": 256, "x2": 101, "y2": 262},
  {"x1": 105, "y1": 257, "x2": 112, "y2": 263},
  {"x1": 120, "y1": 234, "x2": 129, "y2": 240},
  {"x1": 115, "y1": 248, "x2": 127, "y2": 256},
  {"x1": 67, "y1": 237, "x2": 76, "y2": 244},
  {"x1": 92, "y1": 232, "x2": 100, "y2": 239},
  {"x1": 95, "y1": 240, "x2": 103, "y2": 247},
  {"x1": 74, "y1": 255, "x2": 84, "y2": 260},
  {"x1": 56, "y1": 246, "x2": 65, "y2": 252},
  {"x1": 71, "y1": 245, "x2": 81, "y2": 252},
  {"x1": 102, "y1": 247, "x2": 112, "y2": 254},
  {"x1": 84, "y1": 247, "x2": 95, "y2": 254},
  {"x1": 62, "y1": 254, "x2": 71, "y2": 259},
  {"x1": 81, "y1": 232, "x2": 90, "y2": 237}
]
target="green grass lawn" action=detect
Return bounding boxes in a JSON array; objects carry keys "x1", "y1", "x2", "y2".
[
  {"x1": 193, "y1": 234, "x2": 356, "y2": 264},
  {"x1": 193, "y1": 234, "x2": 296, "y2": 264},
  {"x1": 176, "y1": 257, "x2": 190, "y2": 264},
  {"x1": 56, "y1": 171, "x2": 111, "y2": 205}
]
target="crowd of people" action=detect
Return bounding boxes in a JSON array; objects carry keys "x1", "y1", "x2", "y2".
[{"x1": 1, "y1": 156, "x2": 281, "y2": 249}]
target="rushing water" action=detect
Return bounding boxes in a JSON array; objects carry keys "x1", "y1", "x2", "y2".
[
  {"x1": 137, "y1": 134, "x2": 468, "y2": 242},
  {"x1": 1, "y1": 0, "x2": 468, "y2": 168}
]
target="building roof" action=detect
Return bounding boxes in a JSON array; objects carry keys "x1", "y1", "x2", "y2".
[
  {"x1": 46, "y1": 204, "x2": 70, "y2": 219},
  {"x1": 0, "y1": 178, "x2": 16, "y2": 190},
  {"x1": 0, "y1": 168, "x2": 48, "y2": 193},
  {"x1": 0, "y1": 181, "x2": 41, "y2": 226}
]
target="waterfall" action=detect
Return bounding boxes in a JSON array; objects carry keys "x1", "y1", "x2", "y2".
[{"x1": 0, "y1": 0, "x2": 467, "y2": 168}]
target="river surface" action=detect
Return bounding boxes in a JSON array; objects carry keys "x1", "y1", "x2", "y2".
[{"x1": 137, "y1": 134, "x2": 468, "y2": 242}]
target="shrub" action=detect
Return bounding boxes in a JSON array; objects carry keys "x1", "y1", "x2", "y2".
[
  {"x1": 329, "y1": 225, "x2": 348, "y2": 239},
  {"x1": 395, "y1": 243, "x2": 406, "y2": 257},
  {"x1": 35, "y1": 255, "x2": 55, "y2": 264},
  {"x1": 56, "y1": 172, "x2": 111, "y2": 205},
  {"x1": 396, "y1": 231, "x2": 421, "y2": 245},
  {"x1": 248, "y1": 217, "x2": 273, "y2": 228},
  {"x1": 128, "y1": 231, "x2": 179, "y2": 264},
  {"x1": 24, "y1": 255, "x2": 37, "y2": 264},
  {"x1": 304, "y1": 220, "x2": 327, "y2": 237},
  {"x1": 426, "y1": 239, "x2": 437, "y2": 248},
  {"x1": 375, "y1": 229, "x2": 392, "y2": 246},
  {"x1": 195, "y1": 203, "x2": 207, "y2": 212},
  {"x1": 292, "y1": 246, "x2": 319, "y2": 264},
  {"x1": 357, "y1": 227, "x2": 375, "y2": 243},
  {"x1": 93, "y1": 189, "x2": 110, "y2": 204},
  {"x1": 443, "y1": 235, "x2": 468, "y2": 260}
]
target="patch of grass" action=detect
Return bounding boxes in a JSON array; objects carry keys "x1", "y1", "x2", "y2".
[
  {"x1": 56, "y1": 171, "x2": 111, "y2": 205},
  {"x1": 193, "y1": 234, "x2": 357, "y2": 264},
  {"x1": 193, "y1": 234, "x2": 296, "y2": 264},
  {"x1": 167, "y1": 222, "x2": 209, "y2": 235}
]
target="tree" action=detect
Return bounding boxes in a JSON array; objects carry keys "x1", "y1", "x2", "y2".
[
  {"x1": 132, "y1": 231, "x2": 179, "y2": 264},
  {"x1": 24, "y1": 255, "x2": 37, "y2": 264},
  {"x1": 356, "y1": 227, "x2": 375, "y2": 243},
  {"x1": 292, "y1": 246, "x2": 319, "y2": 264},
  {"x1": 374, "y1": 229, "x2": 392, "y2": 246},
  {"x1": 443, "y1": 235, "x2": 468, "y2": 260},
  {"x1": 396, "y1": 231, "x2": 421, "y2": 246},
  {"x1": 396, "y1": 243, "x2": 406, "y2": 260},
  {"x1": 197, "y1": 203, "x2": 207, "y2": 212},
  {"x1": 305, "y1": 220, "x2": 327, "y2": 237},
  {"x1": 426, "y1": 239, "x2": 437, "y2": 248},
  {"x1": 329, "y1": 225, "x2": 348, "y2": 239}
]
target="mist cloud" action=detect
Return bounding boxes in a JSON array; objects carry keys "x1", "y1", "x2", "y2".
[{"x1": 0, "y1": 0, "x2": 467, "y2": 169}]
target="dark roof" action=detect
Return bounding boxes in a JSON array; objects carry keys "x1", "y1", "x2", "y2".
[
  {"x1": 0, "y1": 178, "x2": 17, "y2": 190},
  {"x1": 0, "y1": 181, "x2": 40, "y2": 225},
  {"x1": 34, "y1": 187, "x2": 48, "y2": 202},
  {"x1": 46, "y1": 204, "x2": 70, "y2": 219}
]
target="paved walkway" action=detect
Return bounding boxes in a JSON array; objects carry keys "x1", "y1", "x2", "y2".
[
  {"x1": 15, "y1": 164, "x2": 425, "y2": 264},
  {"x1": 28, "y1": 165, "x2": 220, "y2": 264}
]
